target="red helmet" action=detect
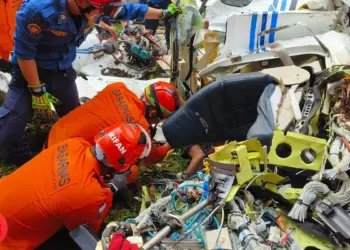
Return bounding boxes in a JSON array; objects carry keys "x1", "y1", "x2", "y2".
[
  {"x1": 144, "y1": 81, "x2": 180, "y2": 119},
  {"x1": 95, "y1": 123, "x2": 151, "y2": 172},
  {"x1": 89, "y1": 0, "x2": 122, "y2": 8}
]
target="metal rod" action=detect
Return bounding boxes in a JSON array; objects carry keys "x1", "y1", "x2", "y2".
[
  {"x1": 181, "y1": 198, "x2": 211, "y2": 220},
  {"x1": 141, "y1": 199, "x2": 211, "y2": 250},
  {"x1": 141, "y1": 226, "x2": 172, "y2": 250}
]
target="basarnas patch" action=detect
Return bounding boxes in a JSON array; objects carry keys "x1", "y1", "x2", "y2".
[{"x1": 27, "y1": 24, "x2": 41, "y2": 35}]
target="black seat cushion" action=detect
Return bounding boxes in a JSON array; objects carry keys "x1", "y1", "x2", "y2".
[{"x1": 163, "y1": 72, "x2": 273, "y2": 148}]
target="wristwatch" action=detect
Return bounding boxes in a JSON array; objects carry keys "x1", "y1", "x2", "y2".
[{"x1": 28, "y1": 83, "x2": 46, "y2": 96}]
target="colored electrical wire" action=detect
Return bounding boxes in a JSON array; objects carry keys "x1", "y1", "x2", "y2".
[{"x1": 171, "y1": 183, "x2": 204, "y2": 213}]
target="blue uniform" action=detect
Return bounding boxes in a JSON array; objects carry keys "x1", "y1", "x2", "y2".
[
  {"x1": 0, "y1": 0, "x2": 151, "y2": 167},
  {"x1": 11, "y1": 0, "x2": 95, "y2": 70}
]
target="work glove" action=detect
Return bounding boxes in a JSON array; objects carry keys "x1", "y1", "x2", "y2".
[
  {"x1": 99, "y1": 222, "x2": 134, "y2": 250},
  {"x1": 0, "y1": 59, "x2": 12, "y2": 73},
  {"x1": 176, "y1": 172, "x2": 189, "y2": 180},
  {"x1": 108, "y1": 170, "x2": 131, "y2": 194},
  {"x1": 28, "y1": 83, "x2": 61, "y2": 120},
  {"x1": 161, "y1": 4, "x2": 182, "y2": 21},
  {"x1": 108, "y1": 233, "x2": 139, "y2": 250},
  {"x1": 315, "y1": 65, "x2": 350, "y2": 86}
]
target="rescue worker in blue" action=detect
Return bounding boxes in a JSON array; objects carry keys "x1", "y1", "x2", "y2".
[
  {"x1": 0, "y1": 0, "x2": 182, "y2": 167},
  {"x1": 141, "y1": 0, "x2": 172, "y2": 48}
]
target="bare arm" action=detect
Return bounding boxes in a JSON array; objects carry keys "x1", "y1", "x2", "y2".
[
  {"x1": 145, "y1": 7, "x2": 163, "y2": 19},
  {"x1": 185, "y1": 145, "x2": 206, "y2": 176},
  {"x1": 17, "y1": 59, "x2": 40, "y2": 87}
]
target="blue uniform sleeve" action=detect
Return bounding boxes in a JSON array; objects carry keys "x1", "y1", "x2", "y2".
[
  {"x1": 13, "y1": 4, "x2": 45, "y2": 60},
  {"x1": 117, "y1": 3, "x2": 149, "y2": 20}
]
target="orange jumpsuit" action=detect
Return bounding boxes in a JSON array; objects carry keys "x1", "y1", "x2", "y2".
[
  {"x1": 0, "y1": 0, "x2": 22, "y2": 61},
  {"x1": 48, "y1": 82, "x2": 149, "y2": 147},
  {"x1": 48, "y1": 82, "x2": 169, "y2": 182},
  {"x1": 0, "y1": 138, "x2": 113, "y2": 250}
]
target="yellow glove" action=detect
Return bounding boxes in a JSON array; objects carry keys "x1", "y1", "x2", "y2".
[{"x1": 28, "y1": 83, "x2": 61, "y2": 120}]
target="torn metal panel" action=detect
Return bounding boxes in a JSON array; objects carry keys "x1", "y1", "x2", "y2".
[
  {"x1": 205, "y1": 0, "x2": 309, "y2": 32},
  {"x1": 199, "y1": 40, "x2": 327, "y2": 76},
  {"x1": 222, "y1": 11, "x2": 338, "y2": 56},
  {"x1": 200, "y1": 30, "x2": 350, "y2": 76}
]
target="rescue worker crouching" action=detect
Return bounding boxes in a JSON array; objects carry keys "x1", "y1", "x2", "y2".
[
  {"x1": 0, "y1": 122, "x2": 151, "y2": 250},
  {"x1": 47, "y1": 81, "x2": 181, "y2": 183},
  {"x1": 0, "y1": 0, "x2": 182, "y2": 167}
]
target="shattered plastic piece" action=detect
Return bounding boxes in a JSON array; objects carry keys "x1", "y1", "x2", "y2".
[{"x1": 268, "y1": 226, "x2": 281, "y2": 243}]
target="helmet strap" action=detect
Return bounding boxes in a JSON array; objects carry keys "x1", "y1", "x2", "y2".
[
  {"x1": 150, "y1": 123, "x2": 157, "y2": 139},
  {"x1": 95, "y1": 144, "x2": 105, "y2": 161},
  {"x1": 150, "y1": 84, "x2": 164, "y2": 119}
]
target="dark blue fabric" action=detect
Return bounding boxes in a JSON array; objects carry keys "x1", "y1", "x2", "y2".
[
  {"x1": 144, "y1": 0, "x2": 171, "y2": 46},
  {"x1": 162, "y1": 72, "x2": 273, "y2": 148},
  {"x1": 11, "y1": 0, "x2": 94, "y2": 70},
  {"x1": 117, "y1": 3, "x2": 149, "y2": 21},
  {"x1": 0, "y1": 65, "x2": 80, "y2": 166}
]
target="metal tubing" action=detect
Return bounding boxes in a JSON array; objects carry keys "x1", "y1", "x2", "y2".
[
  {"x1": 181, "y1": 198, "x2": 211, "y2": 220},
  {"x1": 141, "y1": 226, "x2": 172, "y2": 250},
  {"x1": 141, "y1": 199, "x2": 211, "y2": 250}
]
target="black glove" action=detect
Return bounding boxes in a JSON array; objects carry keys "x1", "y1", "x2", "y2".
[
  {"x1": 315, "y1": 65, "x2": 350, "y2": 86},
  {"x1": 0, "y1": 59, "x2": 12, "y2": 73},
  {"x1": 108, "y1": 170, "x2": 131, "y2": 194}
]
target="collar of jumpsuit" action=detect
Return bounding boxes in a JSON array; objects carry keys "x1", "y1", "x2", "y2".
[{"x1": 11, "y1": 0, "x2": 95, "y2": 70}]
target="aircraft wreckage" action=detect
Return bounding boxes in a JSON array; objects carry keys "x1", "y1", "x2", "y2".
[{"x1": 2, "y1": 0, "x2": 350, "y2": 249}]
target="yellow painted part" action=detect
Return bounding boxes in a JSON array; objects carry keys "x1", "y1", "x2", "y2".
[
  {"x1": 255, "y1": 172, "x2": 285, "y2": 184},
  {"x1": 244, "y1": 204, "x2": 256, "y2": 220},
  {"x1": 284, "y1": 188, "x2": 303, "y2": 200},
  {"x1": 140, "y1": 186, "x2": 150, "y2": 212},
  {"x1": 275, "y1": 212, "x2": 336, "y2": 250},
  {"x1": 225, "y1": 185, "x2": 241, "y2": 202},
  {"x1": 264, "y1": 183, "x2": 281, "y2": 195},
  {"x1": 238, "y1": 138, "x2": 265, "y2": 161},
  {"x1": 209, "y1": 138, "x2": 264, "y2": 163},
  {"x1": 250, "y1": 158, "x2": 260, "y2": 171},
  {"x1": 236, "y1": 145, "x2": 254, "y2": 185},
  {"x1": 203, "y1": 161, "x2": 211, "y2": 174},
  {"x1": 268, "y1": 129, "x2": 326, "y2": 171}
]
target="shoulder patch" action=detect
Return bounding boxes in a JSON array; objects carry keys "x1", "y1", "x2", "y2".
[{"x1": 27, "y1": 24, "x2": 41, "y2": 35}]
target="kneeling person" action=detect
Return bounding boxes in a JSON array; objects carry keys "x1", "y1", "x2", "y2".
[{"x1": 0, "y1": 123, "x2": 151, "y2": 250}]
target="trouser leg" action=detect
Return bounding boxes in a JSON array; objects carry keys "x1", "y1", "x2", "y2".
[
  {"x1": 0, "y1": 66, "x2": 32, "y2": 166},
  {"x1": 144, "y1": 19, "x2": 159, "y2": 36},
  {"x1": 164, "y1": 18, "x2": 171, "y2": 48},
  {"x1": 43, "y1": 67, "x2": 80, "y2": 117}
]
